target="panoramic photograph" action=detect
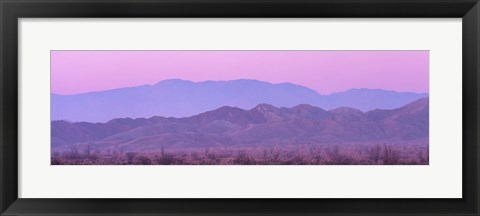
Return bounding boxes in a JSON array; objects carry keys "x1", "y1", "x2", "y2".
[{"x1": 51, "y1": 50, "x2": 429, "y2": 165}]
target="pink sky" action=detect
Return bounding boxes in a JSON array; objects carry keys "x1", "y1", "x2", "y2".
[{"x1": 51, "y1": 50, "x2": 429, "y2": 95}]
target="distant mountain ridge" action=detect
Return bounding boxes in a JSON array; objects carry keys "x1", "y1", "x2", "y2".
[
  {"x1": 52, "y1": 98, "x2": 429, "y2": 152},
  {"x1": 52, "y1": 79, "x2": 428, "y2": 123}
]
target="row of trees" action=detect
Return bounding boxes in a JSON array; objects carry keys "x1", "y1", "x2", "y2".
[{"x1": 52, "y1": 143, "x2": 428, "y2": 165}]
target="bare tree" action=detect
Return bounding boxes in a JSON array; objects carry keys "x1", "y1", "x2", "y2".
[
  {"x1": 84, "y1": 144, "x2": 91, "y2": 159},
  {"x1": 269, "y1": 146, "x2": 280, "y2": 163},
  {"x1": 204, "y1": 146, "x2": 210, "y2": 156},
  {"x1": 263, "y1": 148, "x2": 269, "y2": 160},
  {"x1": 309, "y1": 145, "x2": 322, "y2": 164},
  {"x1": 382, "y1": 144, "x2": 399, "y2": 165},
  {"x1": 326, "y1": 145, "x2": 341, "y2": 163},
  {"x1": 126, "y1": 152, "x2": 136, "y2": 164},
  {"x1": 368, "y1": 144, "x2": 381, "y2": 164},
  {"x1": 67, "y1": 146, "x2": 79, "y2": 159},
  {"x1": 233, "y1": 150, "x2": 256, "y2": 165},
  {"x1": 418, "y1": 149, "x2": 429, "y2": 164}
]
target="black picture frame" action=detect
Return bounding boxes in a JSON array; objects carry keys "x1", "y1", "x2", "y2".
[{"x1": 1, "y1": 0, "x2": 479, "y2": 215}]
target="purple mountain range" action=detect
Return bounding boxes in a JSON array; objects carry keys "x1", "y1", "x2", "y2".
[
  {"x1": 52, "y1": 98, "x2": 428, "y2": 152},
  {"x1": 52, "y1": 79, "x2": 428, "y2": 123}
]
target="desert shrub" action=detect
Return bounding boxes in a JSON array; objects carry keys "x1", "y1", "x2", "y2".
[
  {"x1": 398, "y1": 159, "x2": 420, "y2": 165},
  {"x1": 424, "y1": 149, "x2": 429, "y2": 164},
  {"x1": 155, "y1": 153, "x2": 176, "y2": 165},
  {"x1": 262, "y1": 149, "x2": 269, "y2": 159},
  {"x1": 178, "y1": 152, "x2": 188, "y2": 158},
  {"x1": 138, "y1": 155, "x2": 152, "y2": 165},
  {"x1": 233, "y1": 150, "x2": 256, "y2": 165},
  {"x1": 206, "y1": 152, "x2": 221, "y2": 164},
  {"x1": 160, "y1": 145, "x2": 165, "y2": 156},
  {"x1": 51, "y1": 158, "x2": 63, "y2": 165},
  {"x1": 285, "y1": 154, "x2": 308, "y2": 165},
  {"x1": 417, "y1": 149, "x2": 429, "y2": 164},
  {"x1": 268, "y1": 147, "x2": 280, "y2": 162},
  {"x1": 190, "y1": 152, "x2": 201, "y2": 161},
  {"x1": 336, "y1": 155, "x2": 355, "y2": 165},
  {"x1": 326, "y1": 145, "x2": 341, "y2": 163},
  {"x1": 84, "y1": 145, "x2": 91, "y2": 158},
  {"x1": 309, "y1": 145, "x2": 322, "y2": 164},
  {"x1": 51, "y1": 142, "x2": 427, "y2": 165},
  {"x1": 125, "y1": 152, "x2": 136, "y2": 164},
  {"x1": 88, "y1": 153, "x2": 99, "y2": 161}
]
